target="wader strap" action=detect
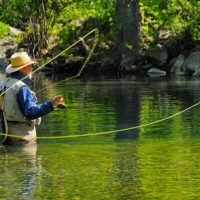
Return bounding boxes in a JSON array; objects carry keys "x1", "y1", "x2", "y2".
[
  {"x1": 0, "y1": 110, "x2": 8, "y2": 144},
  {"x1": 0, "y1": 86, "x2": 8, "y2": 144}
]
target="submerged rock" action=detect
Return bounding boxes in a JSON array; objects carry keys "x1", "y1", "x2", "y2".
[{"x1": 147, "y1": 68, "x2": 166, "y2": 77}]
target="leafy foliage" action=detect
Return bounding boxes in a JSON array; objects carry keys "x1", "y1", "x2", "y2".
[
  {"x1": 140, "y1": 0, "x2": 200, "y2": 48},
  {"x1": 58, "y1": 0, "x2": 115, "y2": 46},
  {"x1": 0, "y1": 0, "x2": 199, "y2": 54}
]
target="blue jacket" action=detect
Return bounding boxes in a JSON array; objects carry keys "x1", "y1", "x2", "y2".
[{"x1": 9, "y1": 72, "x2": 54, "y2": 120}]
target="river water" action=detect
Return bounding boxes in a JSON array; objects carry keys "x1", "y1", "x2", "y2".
[{"x1": 1, "y1": 75, "x2": 200, "y2": 199}]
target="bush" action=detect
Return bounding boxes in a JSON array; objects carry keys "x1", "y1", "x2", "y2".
[{"x1": 0, "y1": 21, "x2": 9, "y2": 38}]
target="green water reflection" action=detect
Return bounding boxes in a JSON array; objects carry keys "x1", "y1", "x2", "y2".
[{"x1": 1, "y1": 76, "x2": 200, "y2": 199}]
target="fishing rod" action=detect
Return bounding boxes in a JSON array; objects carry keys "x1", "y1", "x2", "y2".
[
  {"x1": 0, "y1": 28, "x2": 99, "y2": 98},
  {"x1": 0, "y1": 28, "x2": 99, "y2": 143}
]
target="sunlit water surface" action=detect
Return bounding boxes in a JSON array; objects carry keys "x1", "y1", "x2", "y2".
[{"x1": 1, "y1": 75, "x2": 200, "y2": 199}]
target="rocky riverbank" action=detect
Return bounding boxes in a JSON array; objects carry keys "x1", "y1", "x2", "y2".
[
  {"x1": 143, "y1": 45, "x2": 200, "y2": 77},
  {"x1": 0, "y1": 27, "x2": 199, "y2": 77}
]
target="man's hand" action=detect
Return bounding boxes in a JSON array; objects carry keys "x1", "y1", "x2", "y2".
[{"x1": 51, "y1": 95, "x2": 63, "y2": 106}]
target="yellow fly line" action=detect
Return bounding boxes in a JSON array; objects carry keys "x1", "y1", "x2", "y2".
[
  {"x1": 0, "y1": 99, "x2": 200, "y2": 139},
  {"x1": 35, "y1": 28, "x2": 99, "y2": 94},
  {"x1": 0, "y1": 28, "x2": 99, "y2": 97},
  {"x1": 0, "y1": 28, "x2": 99, "y2": 142},
  {"x1": 0, "y1": 27, "x2": 200, "y2": 140}
]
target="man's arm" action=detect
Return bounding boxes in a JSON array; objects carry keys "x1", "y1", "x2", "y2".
[{"x1": 17, "y1": 85, "x2": 54, "y2": 120}]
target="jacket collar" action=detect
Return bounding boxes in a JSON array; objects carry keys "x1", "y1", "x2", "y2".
[{"x1": 7, "y1": 71, "x2": 33, "y2": 85}]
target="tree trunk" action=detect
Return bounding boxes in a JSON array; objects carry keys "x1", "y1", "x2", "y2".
[{"x1": 116, "y1": 0, "x2": 141, "y2": 69}]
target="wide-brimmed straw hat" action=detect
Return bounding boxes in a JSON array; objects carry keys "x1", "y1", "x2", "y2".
[{"x1": 6, "y1": 52, "x2": 38, "y2": 74}]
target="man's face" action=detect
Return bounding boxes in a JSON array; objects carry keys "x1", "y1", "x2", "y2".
[{"x1": 20, "y1": 64, "x2": 33, "y2": 76}]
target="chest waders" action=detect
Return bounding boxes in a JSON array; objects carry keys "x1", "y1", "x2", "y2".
[{"x1": 0, "y1": 89, "x2": 8, "y2": 144}]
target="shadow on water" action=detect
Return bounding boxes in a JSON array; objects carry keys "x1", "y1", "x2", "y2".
[
  {"x1": 0, "y1": 143, "x2": 37, "y2": 157},
  {"x1": 0, "y1": 144, "x2": 40, "y2": 199}
]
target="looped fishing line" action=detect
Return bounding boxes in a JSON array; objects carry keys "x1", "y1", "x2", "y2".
[
  {"x1": 35, "y1": 28, "x2": 99, "y2": 94},
  {"x1": 0, "y1": 28, "x2": 99, "y2": 98},
  {"x1": 0, "y1": 100, "x2": 200, "y2": 139},
  {"x1": 0, "y1": 28, "x2": 200, "y2": 140},
  {"x1": 0, "y1": 28, "x2": 99, "y2": 142}
]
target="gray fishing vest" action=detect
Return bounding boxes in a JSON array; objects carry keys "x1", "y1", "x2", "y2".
[{"x1": 0, "y1": 78, "x2": 40, "y2": 124}]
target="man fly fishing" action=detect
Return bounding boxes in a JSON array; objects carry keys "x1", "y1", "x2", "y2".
[{"x1": 0, "y1": 51, "x2": 63, "y2": 145}]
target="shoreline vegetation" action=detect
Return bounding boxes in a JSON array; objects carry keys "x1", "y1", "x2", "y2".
[{"x1": 0, "y1": 0, "x2": 199, "y2": 77}]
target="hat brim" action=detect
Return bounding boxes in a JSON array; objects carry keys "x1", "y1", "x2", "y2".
[{"x1": 6, "y1": 60, "x2": 38, "y2": 74}]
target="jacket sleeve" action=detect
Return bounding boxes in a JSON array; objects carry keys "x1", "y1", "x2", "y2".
[{"x1": 17, "y1": 85, "x2": 54, "y2": 120}]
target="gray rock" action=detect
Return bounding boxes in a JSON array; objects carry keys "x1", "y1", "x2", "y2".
[
  {"x1": 170, "y1": 54, "x2": 186, "y2": 76},
  {"x1": 149, "y1": 44, "x2": 168, "y2": 66},
  {"x1": 9, "y1": 26, "x2": 22, "y2": 36},
  {"x1": 192, "y1": 68, "x2": 200, "y2": 77},
  {"x1": 0, "y1": 58, "x2": 8, "y2": 68},
  {"x1": 185, "y1": 51, "x2": 200, "y2": 72},
  {"x1": 147, "y1": 68, "x2": 166, "y2": 76},
  {"x1": 0, "y1": 37, "x2": 18, "y2": 68}
]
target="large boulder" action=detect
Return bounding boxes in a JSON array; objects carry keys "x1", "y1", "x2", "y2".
[
  {"x1": 193, "y1": 68, "x2": 200, "y2": 77},
  {"x1": 149, "y1": 44, "x2": 168, "y2": 66},
  {"x1": 170, "y1": 54, "x2": 186, "y2": 76},
  {"x1": 185, "y1": 51, "x2": 200, "y2": 73}
]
